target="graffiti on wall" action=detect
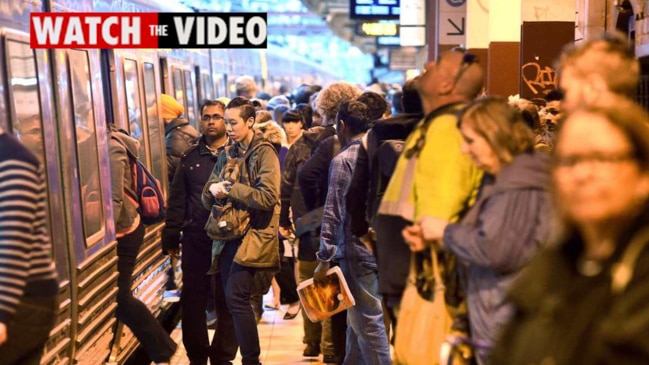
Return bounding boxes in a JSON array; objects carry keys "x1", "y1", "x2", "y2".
[{"x1": 521, "y1": 61, "x2": 557, "y2": 96}]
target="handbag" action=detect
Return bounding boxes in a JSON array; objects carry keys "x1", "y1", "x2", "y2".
[{"x1": 394, "y1": 248, "x2": 452, "y2": 365}]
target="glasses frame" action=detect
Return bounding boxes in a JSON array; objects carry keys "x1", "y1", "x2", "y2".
[{"x1": 201, "y1": 113, "x2": 224, "y2": 122}]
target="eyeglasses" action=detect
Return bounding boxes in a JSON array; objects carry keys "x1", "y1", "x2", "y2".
[
  {"x1": 554, "y1": 151, "x2": 636, "y2": 169},
  {"x1": 202, "y1": 114, "x2": 224, "y2": 122}
]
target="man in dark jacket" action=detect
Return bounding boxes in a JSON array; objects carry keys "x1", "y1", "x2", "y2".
[
  {"x1": 161, "y1": 100, "x2": 235, "y2": 365},
  {"x1": 202, "y1": 97, "x2": 280, "y2": 365}
]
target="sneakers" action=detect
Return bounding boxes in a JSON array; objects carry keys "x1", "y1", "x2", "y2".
[
  {"x1": 302, "y1": 343, "x2": 320, "y2": 357},
  {"x1": 162, "y1": 289, "x2": 180, "y2": 303},
  {"x1": 206, "y1": 309, "x2": 217, "y2": 326}
]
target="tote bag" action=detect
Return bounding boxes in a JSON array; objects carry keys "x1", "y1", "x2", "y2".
[{"x1": 394, "y1": 248, "x2": 452, "y2": 365}]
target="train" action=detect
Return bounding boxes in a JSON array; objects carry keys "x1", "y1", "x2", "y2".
[{"x1": 0, "y1": 0, "x2": 339, "y2": 364}]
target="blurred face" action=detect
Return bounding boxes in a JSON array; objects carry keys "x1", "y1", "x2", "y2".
[
  {"x1": 460, "y1": 120, "x2": 501, "y2": 175},
  {"x1": 200, "y1": 105, "x2": 226, "y2": 142},
  {"x1": 312, "y1": 109, "x2": 323, "y2": 127},
  {"x1": 544, "y1": 100, "x2": 563, "y2": 131},
  {"x1": 224, "y1": 107, "x2": 253, "y2": 143},
  {"x1": 553, "y1": 112, "x2": 649, "y2": 225},
  {"x1": 17, "y1": 118, "x2": 44, "y2": 160},
  {"x1": 283, "y1": 120, "x2": 303, "y2": 140}
]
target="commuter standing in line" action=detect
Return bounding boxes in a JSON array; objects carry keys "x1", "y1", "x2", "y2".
[
  {"x1": 235, "y1": 75, "x2": 258, "y2": 99},
  {"x1": 0, "y1": 127, "x2": 59, "y2": 365},
  {"x1": 202, "y1": 97, "x2": 281, "y2": 365},
  {"x1": 557, "y1": 31, "x2": 639, "y2": 113},
  {"x1": 162, "y1": 99, "x2": 237, "y2": 365},
  {"x1": 314, "y1": 100, "x2": 392, "y2": 365},
  {"x1": 109, "y1": 125, "x2": 177, "y2": 365}
]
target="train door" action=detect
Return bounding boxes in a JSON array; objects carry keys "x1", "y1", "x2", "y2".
[
  {"x1": 48, "y1": 43, "x2": 117, "y2": 364},
  {"x1": 0, "y1": 29, "x2": 74, "y2": 364}
]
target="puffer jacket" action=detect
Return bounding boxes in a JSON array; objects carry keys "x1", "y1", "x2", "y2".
[
  {"x1": 109, "y1": 127, "x2": 140, "y2": 236},
  {"x1": 202, "y1": 131, "x2": 281, "y2": 270},
  {"x1": 165, "y1": 118, "x2": 199, "y2": 182}
]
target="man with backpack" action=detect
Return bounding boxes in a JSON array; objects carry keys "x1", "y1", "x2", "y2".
[
  {"x1": 161, "y1": 100, "x2": 236, "y2": 365},
  {"x1": 202, "y1": 97, "x2": 280, "y2": 365},
  {"x1": 162, "y1": 93, "x2": 199, "y2": 182}
]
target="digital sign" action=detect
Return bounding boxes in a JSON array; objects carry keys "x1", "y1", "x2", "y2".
[
  {"x1": 356, "y1": 21, "x2": 399, "y2": 37},
  {"x1": 350, "y1": 0, "x2": 400, "y2": 20}
]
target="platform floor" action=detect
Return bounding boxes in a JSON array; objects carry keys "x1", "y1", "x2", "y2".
[{"x1": 168, "y1": 295, "x2": 329, "y2": 365}]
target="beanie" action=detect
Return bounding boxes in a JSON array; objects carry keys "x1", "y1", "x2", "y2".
[{"x1": 160, "y1": 94, "x2": 184, "y2": 119}]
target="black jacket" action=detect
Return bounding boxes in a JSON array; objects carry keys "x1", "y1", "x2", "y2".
[
  {"x1": 279, "y1": 125, "x2": 335, "y2": 227},
  {"x1": 161, "y1": 136, "x2": 225, "y2": 254},
  {"x1": 298, "y1": 135, "x2": 341, "y2": 211}
]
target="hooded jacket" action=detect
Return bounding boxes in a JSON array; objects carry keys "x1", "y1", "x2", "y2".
[
  {"x1": 442, "y1": 152, "x2": 553, "y2": 353},
  {"x1": 109, "y1": 127, "x2": 141, "y2": 236},
  {"x1": 202, "y1": 131, "x2": 281, "y2": 270}
]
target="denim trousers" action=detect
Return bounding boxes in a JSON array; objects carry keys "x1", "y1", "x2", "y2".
[
  {"x1": 339, "y1": 258, "x2": 392, "y2": 365},
  {"x1": 181, "y1": 231, "x2": 238, "y2": 365},
  {"x1": 218, "y1": 240, "x2": 261, "y2": 365},
  {"x1": 116, "y1": 223, "x2": 177, "y2": 363},
  {"x1": 0, "y1": 295, "x2": 57, "y2": 365},
  {"x1": 298, "y1": 260, "x2": 335, "y2": 356}
]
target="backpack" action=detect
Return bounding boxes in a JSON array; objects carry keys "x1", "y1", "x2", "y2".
[
  {"x1": 204, "y1": 141, "x2": 274, "y2": 241},
  {"x1": 112, "y1": 135, "x2": 166, "y2": 225}
]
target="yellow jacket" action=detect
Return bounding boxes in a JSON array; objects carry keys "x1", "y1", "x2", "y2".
[{"x1": 378, "y1": 103, "x2": 483, "y2": 223}]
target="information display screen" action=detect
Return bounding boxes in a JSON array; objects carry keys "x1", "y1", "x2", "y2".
[{"x1": 350, "y1": 0, "x2": 400, "y2": 20}]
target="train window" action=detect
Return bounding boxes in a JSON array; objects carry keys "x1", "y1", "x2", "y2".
[
  {"x1": 68, "y1": 49, "x2": 104, "y2": 241},
  {"x1": 184, "y1": 70, "x2": 196, "y2": 126},
  {"x1": 172, "y1": 67, "x2": 186, "y2": 114},
  {"x1": 6, "y1": 40, "x2": 45, "y2": 164},
  {"x1": 214, "y1": 73, "x2": 226, "y2": 98},
  {"x1": 123, "y1": 59, "x2": 147, "y2": 159},
  {"x1": 143, "y1": 62, "x2": 165, "y2": 184},
  {"x1": 201, "y1": 72, "x2": 213, "y2": 101}
]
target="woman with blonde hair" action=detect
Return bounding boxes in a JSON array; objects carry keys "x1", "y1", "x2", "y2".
[
  {"x1": 492, "y1": 101, "x2": 649, "y2": 365},
  {"x1": 403, "y1": 96, "x2": 554, "y2": 364}
]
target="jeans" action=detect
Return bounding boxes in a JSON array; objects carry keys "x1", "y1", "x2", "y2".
[
  {"x1": 116, "y1": 223, "x2": 177, "y2": 363},
  {"x1": 0, "y1": 295, "x2": 57, "y2": 365},
  {"x1": 298, "y1": 260, "x2": 335, "y2": 356},
  {"x1": 181, "y1": 231, "x2": 238, "y2": 365},
  {"x1": 339, "y1": 258, "x2": 391, "y2": 365},
  {"x1": 219, "y1": 240, "x2": 261, "y2": 365}
]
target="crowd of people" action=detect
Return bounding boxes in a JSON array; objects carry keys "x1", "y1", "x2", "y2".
[{"x1": 4, "y1": 30, "x2": 649, "y2": 365}]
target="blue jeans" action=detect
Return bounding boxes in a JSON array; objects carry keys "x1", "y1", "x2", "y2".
[
  {"x1": 219, "y1": 240, "x2": 261, "y2": 365},
  {"x1": 339, "y1": 258, "x2": 391, "y2": 365},
  {"x1": 0, "y1": 295, "x2": 57, "y2": 365}
]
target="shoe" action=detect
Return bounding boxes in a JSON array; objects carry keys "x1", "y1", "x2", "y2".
[
  {"x1": 302, "y1": 343, "x2": 320, "y2": 357},
  {"x1": 283, "y1": 302, "x2": 300, "y2": 320},
  {"x1": 206, "y1": 309, "x2": 217, "y2": 326},
  {"x1": 322, "y1": 354, "x2": 338, "y2": 364},
  {"x1": 162, "y1": 290, "x2": 180, "y2": 303},
  {"x1": 264, "y1": 303, "x2": 280, "y2": 310}
]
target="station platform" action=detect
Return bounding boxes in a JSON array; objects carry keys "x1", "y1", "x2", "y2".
[{"x1": 168, "y1": 294, "x2": 329, "y2": 365}]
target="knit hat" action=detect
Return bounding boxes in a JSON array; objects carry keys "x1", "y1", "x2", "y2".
[
  {"x1": 266, "y1": 95, "x2": 291, "y2": 111},
  {"x1": 160, "y1": 94, "x2": 184, "y2": 119}
]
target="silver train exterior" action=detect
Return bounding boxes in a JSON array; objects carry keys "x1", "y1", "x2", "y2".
[{"x1": 0, "y1": 0, "x2": 337, "y2": 363}]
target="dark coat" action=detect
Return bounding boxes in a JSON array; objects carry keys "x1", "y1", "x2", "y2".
[
  {"x1": 280, "y1": 125, "x2": 335, "y2": 227},
  {"x1": 165, "y1": 118, "x2": 199, "y2": 182},
  {"x1": 298, "y1": 135, "x2": 338, "y2": 211},
  {"x1": 492, "y1": 214, "x2": 649, "y2": 365},
  {"x1": 161, "y1": 136, "x2": 225, "y2": 254}
]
